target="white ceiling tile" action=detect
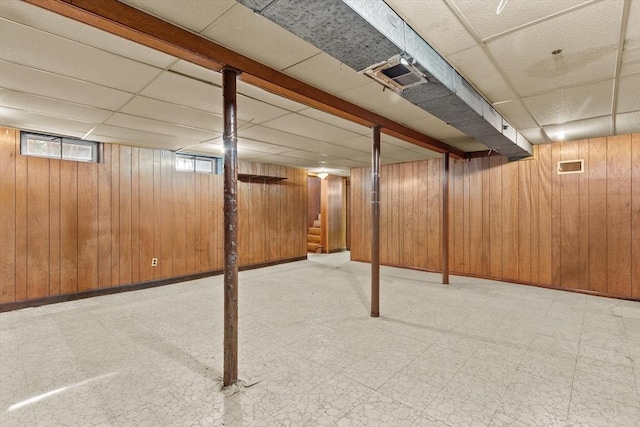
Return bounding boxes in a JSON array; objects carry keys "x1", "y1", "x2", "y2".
[
  {"x1": 120, "y1": 0, "x2": 236, "y2": 33},
  {"x1": 329, "y1": 158, "x2": 370, "y2": 168},
  {"x1": 237, "y1": 80, "x2": 308, "y2": 112},
  {"x1": 543, "y1": 116, "x2": 613, "y2": 142},
  {"x1": 520, "y1": 127, "x2": 551, "y2": 144},
  {"x1": 0, "y1": 88, "x2": 112, "y2": 123},
  {"x1": 623, "y1": 0, "x2": 640, "y2": 49},
  {"x1": 238, "y1": 126, "x2": 323, "y2": 151},
  {"x1": 202, "y1": 4, "x2": 320, "y2": 71},
  {"x1": 169, "y1": 61, "x2": 222, "y2": 85},
  {"x1": 309, "y1": 143, "x2": 368, "y2": 158},
  {"x1": 141, "y1": 71, "x2": 223, "y2": 113},
  {"x1": 616, "y1": 74, "x2": 640, "y2": 113},
  {"x1": 237, "y1": 148, "x2": 271, "y2": 160},
  {"x1": 283, "y1": 52, "x2": 371, "y2": 94},
  {"x1": 0, "y1": 61, "x2": 131, "y2": 110},
  {"x1": 105, "y1": 113, "x2": 220, "y2": 141},
  {"x1": 338, "y1": 82, "x2": 407, "y2": 111},
  {"x1": 385, "y1": 0, "x2": 477, "y2": 56},
  {"x1": 237, "y1": 95, "x2": 291, "y2": 125},
  {"x1": 0, "y1": 0, "x2": 175, "y2": 69},
  {"x1": 337, "y1": 136, "x2": 375, "y2": 153},
  {"x1": 522, "y1": 80, "x2": 614, "y2": 125},
  {"x1": 277, "y1": 150, "x2": 340, "y2": 162},
  {"x1": 0, "y1": 19, "x2": 162, "y2": 93},
  {"x1": 0, "y1": 107, "x2": 96, "y2": 133},
  {"x1": 92, "y1": 124, "x2": 199, "y2": 150},
  {"x1": 237, "y1": 138, "x2": 293, "y2": 154},
  {"x1": 373, "y1": 102, "x2": 431, "y2": 124},
  {"x1": 298, "y1": 108, "x2": 369, "y2": 135},
  {"x1": 404, "y1": 116, "x2": 466, "y2": 140},
  {"x1": 450, "y1": 0, "x2": 592, "y2": 41},
  {"x1": 447, "y1": 45, "x2": 517, "y2": 102},
  {"x1": 621, "y1": 47, "x2": 640, "y2": 76},
  {"x1": 442, "y1": 136, "x2": 487, "y2": 152},
  {"x1": 615, "y1": 111, "x2": 640, "y2": 134},
  {"x1": 486, "y1": 1, "x2": 623, "y2": 97},
  {"x1": 120, "y1": 96, "x2": 224, "y2": 132},
  {"x1": 493, "y1": 100, "x2": 539, "y2": 129},
  {"x1": 261, "y1": 113, "x2": 358, "y2": 142}
]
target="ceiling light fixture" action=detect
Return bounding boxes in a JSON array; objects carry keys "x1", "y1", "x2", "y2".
[
  {"x1": 317, "y1": 172, "x2": 328, "y2": 179},
  {"x1": 557, "y1": 132, "x2": 566, "y2": 140},
  {"x1": 496, "y1": 0, "x2": 509, "y2": 15}
]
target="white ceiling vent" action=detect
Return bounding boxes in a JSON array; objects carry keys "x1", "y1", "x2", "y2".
[{"x1": 361, "y1": 55, "x2": 427, "y2": 92}]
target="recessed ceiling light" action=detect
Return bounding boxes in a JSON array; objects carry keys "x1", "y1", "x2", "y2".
[{"x1": 552, "y1": 49, "x2": 563, "y2": 55}]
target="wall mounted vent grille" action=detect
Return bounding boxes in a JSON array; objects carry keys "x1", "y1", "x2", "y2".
[{"x1": 557, "y1": 159, "x2": 584, "y2": 174}]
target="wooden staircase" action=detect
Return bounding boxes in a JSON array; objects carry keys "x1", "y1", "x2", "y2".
[{"x1": 307, "y1": 214, "x2": 323, "y2": 253}]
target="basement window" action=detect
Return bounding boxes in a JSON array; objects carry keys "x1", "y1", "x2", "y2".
[
  {"x1": 20, "y1": 131, "x2": 99, "y2": 163},
  {"x1": 557, "y1": 159, "x2": 584, "y2": 174},
  {"x1": 176, "y1": 154, "x2": 222, "y2": 175}
]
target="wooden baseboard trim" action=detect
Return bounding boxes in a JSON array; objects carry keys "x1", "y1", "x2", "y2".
[
  {"x1": 0, "y1": 256, "x2": 307, "y2": 313},
  {"x1": 349, "y1": 256, "x2": 640, "y2": 302}
]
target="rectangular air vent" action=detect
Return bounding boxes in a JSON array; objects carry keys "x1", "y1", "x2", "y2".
[
  {"x1": 361, "y1": 55, "x2": 427, "y2": 92},
  {"x1": 557, "y1": 159, "x2": 584, "y2": 174}
]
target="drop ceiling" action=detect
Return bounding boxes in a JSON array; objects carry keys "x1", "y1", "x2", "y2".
[{"x1": 0, "y1": 0, "x2": 638, "y2": 176}]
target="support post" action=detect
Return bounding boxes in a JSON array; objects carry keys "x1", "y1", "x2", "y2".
[
  {"x1": 371, "y1": 125, "x2": 381, "y2": 317},
  {"x1": 222, "y1": 68, "x2": 239, "y2": 386},
  {"x1": 442, "y1": 152, "x2": 450, "y2": 285}
]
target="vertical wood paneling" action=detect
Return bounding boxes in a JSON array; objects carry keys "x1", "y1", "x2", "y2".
[
  {"x1": 537, "y1": 144, "x2": 553, "y2": 285},
  {"x1": 517, "y1": 160, "x2": 531, "y2": 283},
  {"x1": 529, "y1": 151, "x2": 540, "y2": 285},
  {"x1": 60, "y1": 160, "x2": 78, "y2": 295},
  {"x1": 110, "y1": 145, "x2": 120, "y2": 287},
  {"x1": 468, "y1": 158, "x2": 483, "y2": 275},
  {"x1": 452, "y1": 161, "x2": 465, "y2": 273},
  {"x1": 0, "y1": 129, "x2": 17, "y2": 303},
  {"x1": 481, "y1": 157, "x2": 491, "y2": 277},
  {"x1": 426, "y1": 159, "x2": 440, "y2": 270},
  {"x1": 160, "y1": 151, "x2": 173, "y2": 278},
  {"x1": 98, "y1": 145, "x2": 112, "y2": 288},
  {"x1": 138, "y1": 148, "x2": 154, "y2": 281},
  {"x1": 632, "y1": 133, "x2": 640, "y2": 298},
  {"x1": 15, "y1": 132, "x2": 27, "y2": 302},
  {"x1": 348, "y1": 134, "x2": 638, "y2": 299},
  {"x1": 185, "y1": 169, "x2": 197, "y2": 272},
  {"x1": 588, "y1": 137, "x2": 608, "y2": 293},
  {"x1": 131, "y1": 148, "x2": 140, "y2": 284},
  {"x1": 0, "y1": 131, "x2": 306, "y2": 305},
  {"x1": 558, "y1": 142, "x2": 580, "y2": 289},
  {"x1": 26, "y1": 157, "x2": 50, "y2": 299},
  {"x1": 577, "y1": 140, "x2": 590, "y2": 290},
  {"x1": 489, "y1": 156, "x2": 503, "y2": 278},
  {"x1": 606, "y1": 134, "x2": 632, "y2": 296},
  {"x1": 417, "y1": 161, "x2": 428, "y2": 269},
  {"x1": 77, "y1": 161, "x2": 98, "y2": 291},
  {"x1": 153, "y1": 150, "x2": 163, "y2": 279},
  {"x1": 49, "y1": 159, "x2": 60, "y2": 296},
  {"x1": 502, "y1": 160, "x2": 519, "y2": 281}
]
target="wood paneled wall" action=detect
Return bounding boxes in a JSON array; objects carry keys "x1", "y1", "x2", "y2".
[
  {"x1": 321, "y1": 175, "x2": 346, "y2": 252},
  {"x1": 0, "y1": 127, "x2": 307, "y2": 304},
  {"x1": 351, "y1": 134, "x2": 640, "y2": 299},
  {"x1": 307, "y1": 176, "x2": 321, "y2": 228}
]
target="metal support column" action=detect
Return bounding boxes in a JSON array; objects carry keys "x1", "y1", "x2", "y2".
[
  {"x1": 442, "y1": 152, "x2": 450, "y2": 285},
  {"x1": 371, "y1": 125, "x2": 381, "y2": 317},
  {"x1": 222, "y1": 67, "x2": 239, "y2": 386}
]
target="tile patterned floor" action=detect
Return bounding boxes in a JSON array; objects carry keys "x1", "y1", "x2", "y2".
[{"x1": 1, "y1": 252, "x2": 639, "y2": 426}]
